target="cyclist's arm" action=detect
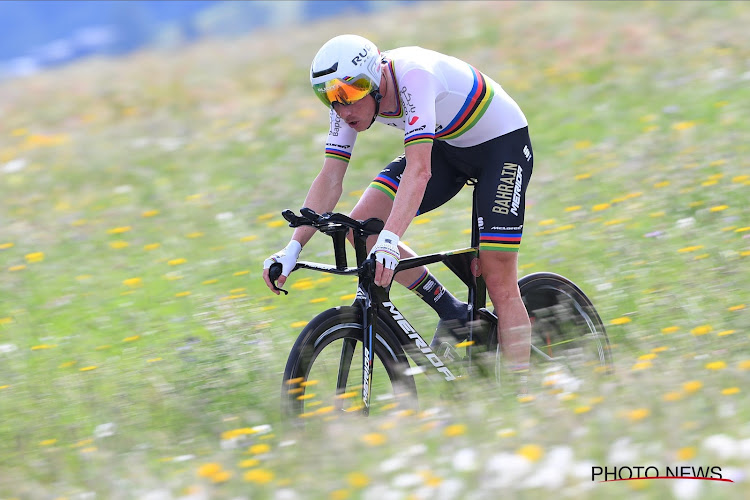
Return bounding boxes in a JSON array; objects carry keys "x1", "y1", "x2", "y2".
[
  {"x1": 291, "y1": 157, "x2": 348, "y2": 247},
  {"x1": 384, "y1": 68, "x2": 439, "y2": 238},
  {"x1": 292, "y1": 107, "x2": 356, "y2": 247},
  {"x1": 384, "y1": 142, "x2": 432, "y2": 237}
]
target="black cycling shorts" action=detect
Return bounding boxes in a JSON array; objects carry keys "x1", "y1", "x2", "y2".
[{"x1": 368, "y1": 126, "x2": 533, "y2": 252}]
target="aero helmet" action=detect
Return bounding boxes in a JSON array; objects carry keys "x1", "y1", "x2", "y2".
[{"x1": 310, "y1": 34, "x2": 383, "y2": 108}]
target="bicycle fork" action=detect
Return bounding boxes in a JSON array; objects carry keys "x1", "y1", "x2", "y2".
[
  {"x1": 332, "y1": 280, "x2": 375, "y2": 415},
  {"x1": 359, "y1": 260, "x2": 377, "y2": 416}
]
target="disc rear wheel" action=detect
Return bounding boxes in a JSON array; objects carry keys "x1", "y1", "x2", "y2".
[{"x1": 519, "y1": 272, "x2": 613, "y2": 385}]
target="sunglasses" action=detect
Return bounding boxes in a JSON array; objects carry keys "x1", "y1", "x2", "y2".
[{"x1": 312, "y1": 76, "x2": 375, "y2": 108}]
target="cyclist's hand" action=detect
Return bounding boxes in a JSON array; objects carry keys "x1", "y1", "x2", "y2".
[
  {"x1": 263, "y1": 240, "x2": 302, "y2": 294},
  {"x1": 370, "y1": 230, "x2": 400, "y2": 287}
]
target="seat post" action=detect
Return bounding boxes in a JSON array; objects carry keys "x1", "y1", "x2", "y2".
[
  {"x1": 469, "y1": 184, "x2": 486, "y2": 311},
  {"x1": 470, "y1": 182, "x2": 480, "y2": 249}
]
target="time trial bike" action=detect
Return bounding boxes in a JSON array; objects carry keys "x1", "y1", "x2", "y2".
[{"x1": 269, "y1": 188, "x2": 613, "y2": 420}]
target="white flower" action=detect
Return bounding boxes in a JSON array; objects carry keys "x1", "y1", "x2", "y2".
[
  {"x1": 2, "y1": 158, "x2": 27, "y2": 173},
  {"x1": 571, "y1": 460, "x2": 598, "y2": 491},
  {"x1": 392, "y1": 473, "x2": 423, "y2": 488},
  {"x1": 380, "y1": 455, "x2": 407, "y2": 473},
  {"x1": 671, "y1": 478, "x2": 702, "y2": 500},
  {"x1": 406, "y1": 444, "x2": 428, "y2": 457},
  {"x1": 720, "y1": 467, "x2": 745, "y2": 483},
  {"x1": 252, "y1": 424, "x2": 272, "y2": 434},
  {"x1": 676, "y1": 217, "x2": 695, "y2": 229},
  {"x1": 94, "y1": 422, "x2": 116, "y2": 438},
  {"x1": 521, "y1": 446, "x2": 573, "y2": 490},
  {"x1": 436, "y1": 478, "x2": 464, "y2": 500},
  {"x1": 0, "y1": 344, "x2": 18, "y2": 354},
  {"x1": 607, "y1": 438, "x2": 639, "y2": 465},
  {"x1": 702, "y1": 434, "x2": 738, "y2": 460},
  {"x1": 140, "y1": 490, "x2": 172, "y2": 500},
  {"x1": 485, "y1": 452, "x2": 532, "y2": 488},
  {"x1": 453, "y1": 448, "x2": 478, "y2": 472},
  {"x1": 362, "y1": 485, "x2": 402, "y2": 500},
  {"x1": 273, "y1": 489, "x2": 299, "y2": 500}
]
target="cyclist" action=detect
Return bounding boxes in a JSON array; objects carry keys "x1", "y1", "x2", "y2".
[{"x1": 263, "y1": 34, "x2": 533, "y2": 393}]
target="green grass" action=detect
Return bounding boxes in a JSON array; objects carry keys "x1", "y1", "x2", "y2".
[{"x1": 1, "y1": 1, "x2": 749, "y2": 498}]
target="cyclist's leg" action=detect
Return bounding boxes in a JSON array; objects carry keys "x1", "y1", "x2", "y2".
[
  {"x1": 347, "y1": 172, "x2": 423, "y2": 288},
  {"x1": 480, "y1": 252, "x2": 531, "y2": 371},
  {"x1": 473, "y1": 127, "x2": 534, "y2": 389}
]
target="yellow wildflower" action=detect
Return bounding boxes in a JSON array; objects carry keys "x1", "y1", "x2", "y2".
[
  {"x1": 25, "y1": 252, "x2": 44, "y2": 263},
  {"x1": 361, "y1": 433, "x2": 387, "y2": 446},
  {"x1": 683, "y1": 381, "x2": 702, "y2": 393},
  {"x1": 197, "y1": 463, "x2": 222, "y2": 478},
  {"x1": 691, "y1": 325, "x2": 712, "y2": 336},
  {"x1": 249, "y1": 443, "x2": 270, "y2": 455},
  {"x1": 443, "y1": 424, "x2": 466, "y2": 437},
  {"x1": 347, "y1": 472, "x2": 370, "y2": 488},
  {"x1": 627, "y1": 408, "x2": 650, "y2": 421},
  {"x1": 611, "y1": 317, "x2": 631, "y2": 325},
  {"x1": 705, "y1": 361, "x2": 727, "y2": 370},
  {"x1": 244, "y1": 468, "x2": 274, "y2": 484},
  {"x1": 517, "y1": 444, "x2": 544, "y2": 462}
]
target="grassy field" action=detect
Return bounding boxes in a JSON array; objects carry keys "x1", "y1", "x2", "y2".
[{"x1": 1, "y1": 1, "x2": 749, "y2": 498}]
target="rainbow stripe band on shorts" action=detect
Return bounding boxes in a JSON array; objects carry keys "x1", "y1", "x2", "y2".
[
  {"x1": 369, "y1": 174, "x2": 399, "y2": 200},
  {"x1": 479, "y1": 231, "x2": 522, "y2": 252}
]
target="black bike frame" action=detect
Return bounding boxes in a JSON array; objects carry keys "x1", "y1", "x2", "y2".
[{"x1": 288, "y1": 188, "x2": 492, "y2": 414}]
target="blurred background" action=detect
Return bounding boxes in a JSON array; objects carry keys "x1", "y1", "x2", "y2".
[
  {"x1": 0, "y1": 0, "x2": 404, "y2": 79},
  {"x1": 1, "y1": 1, "x2": 748, "y2": 498}
]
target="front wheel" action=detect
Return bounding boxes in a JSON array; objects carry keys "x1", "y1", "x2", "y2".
[{"x1": 282, "y1": 306, "x2": 418, "y2": 421}]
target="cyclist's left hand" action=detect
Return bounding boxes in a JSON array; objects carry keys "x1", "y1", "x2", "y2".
[{"x1": 371, "y1": 230, "x2": 400, "y2": 287}]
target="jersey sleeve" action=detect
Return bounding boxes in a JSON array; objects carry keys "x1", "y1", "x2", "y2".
[
  {"x1": 399, "y1": 69, "x2": 441, "y2": 148},
  {"x1": 324, "y1": 107, "x2": 357, "y2": 164}
]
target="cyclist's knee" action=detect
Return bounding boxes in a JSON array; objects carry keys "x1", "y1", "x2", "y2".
[
  {"x1": 480, "y1": 252, "x2": 521, "y2": 296},
  {"x1": 480, "y1": 251, "x2": 518, "y2": 276}
]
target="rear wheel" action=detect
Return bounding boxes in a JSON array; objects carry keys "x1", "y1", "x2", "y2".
[
  {"x1": 519, "y1": 272, "x2": 613, "y2": 385},
  {"x1": 474, "y1": 272, "x2": 612, "y2": 387},
  {"x1": 282, "y1": 306, "x2": 418, "y2": 421}
]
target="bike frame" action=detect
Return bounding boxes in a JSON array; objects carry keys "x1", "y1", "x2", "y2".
[{"x1": 284, "y1": 188, "x2": 495, "y2": 415}]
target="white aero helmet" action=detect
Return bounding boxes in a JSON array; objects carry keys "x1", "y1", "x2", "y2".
[{"x1": 310, "y1": 34, "x2": 382, "y2": 108}]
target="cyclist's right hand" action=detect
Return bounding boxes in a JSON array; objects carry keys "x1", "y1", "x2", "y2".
[{"x1": 263, "y1": 240, "x2": 302, "y2": 295}]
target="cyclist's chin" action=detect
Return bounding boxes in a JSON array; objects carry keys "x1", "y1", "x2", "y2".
[{"x1": 348, "y1": 120, "x2": 370, "y2": 132}]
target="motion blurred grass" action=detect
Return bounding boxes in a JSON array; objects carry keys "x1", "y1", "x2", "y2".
[{"x1": 0, "y1": 1, "x2": 748, "y2": 499}]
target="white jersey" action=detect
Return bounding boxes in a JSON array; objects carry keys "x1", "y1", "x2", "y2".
[{"x1": 324, "y1": 46, "x2": 528, "y2": 163}]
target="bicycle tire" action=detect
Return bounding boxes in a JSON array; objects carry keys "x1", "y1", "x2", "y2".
[
  {"x1": 470, "y1": 272, "x2": 612, "y2": 385},
  {"x1": 519, "y1": 272, "x2": 613, "y2": 375},
  {"x1": 282, "y1": 306, "x2": 418, "y2": 420}
]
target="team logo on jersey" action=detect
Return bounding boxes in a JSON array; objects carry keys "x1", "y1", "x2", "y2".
[{"x1": 408, "y1": 116, "x2": 419, "y2": 125}]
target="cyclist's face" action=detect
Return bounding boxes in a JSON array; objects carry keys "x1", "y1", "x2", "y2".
[{"x1": 332, "y1": 95, "x2": 375, "y2": 132}]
